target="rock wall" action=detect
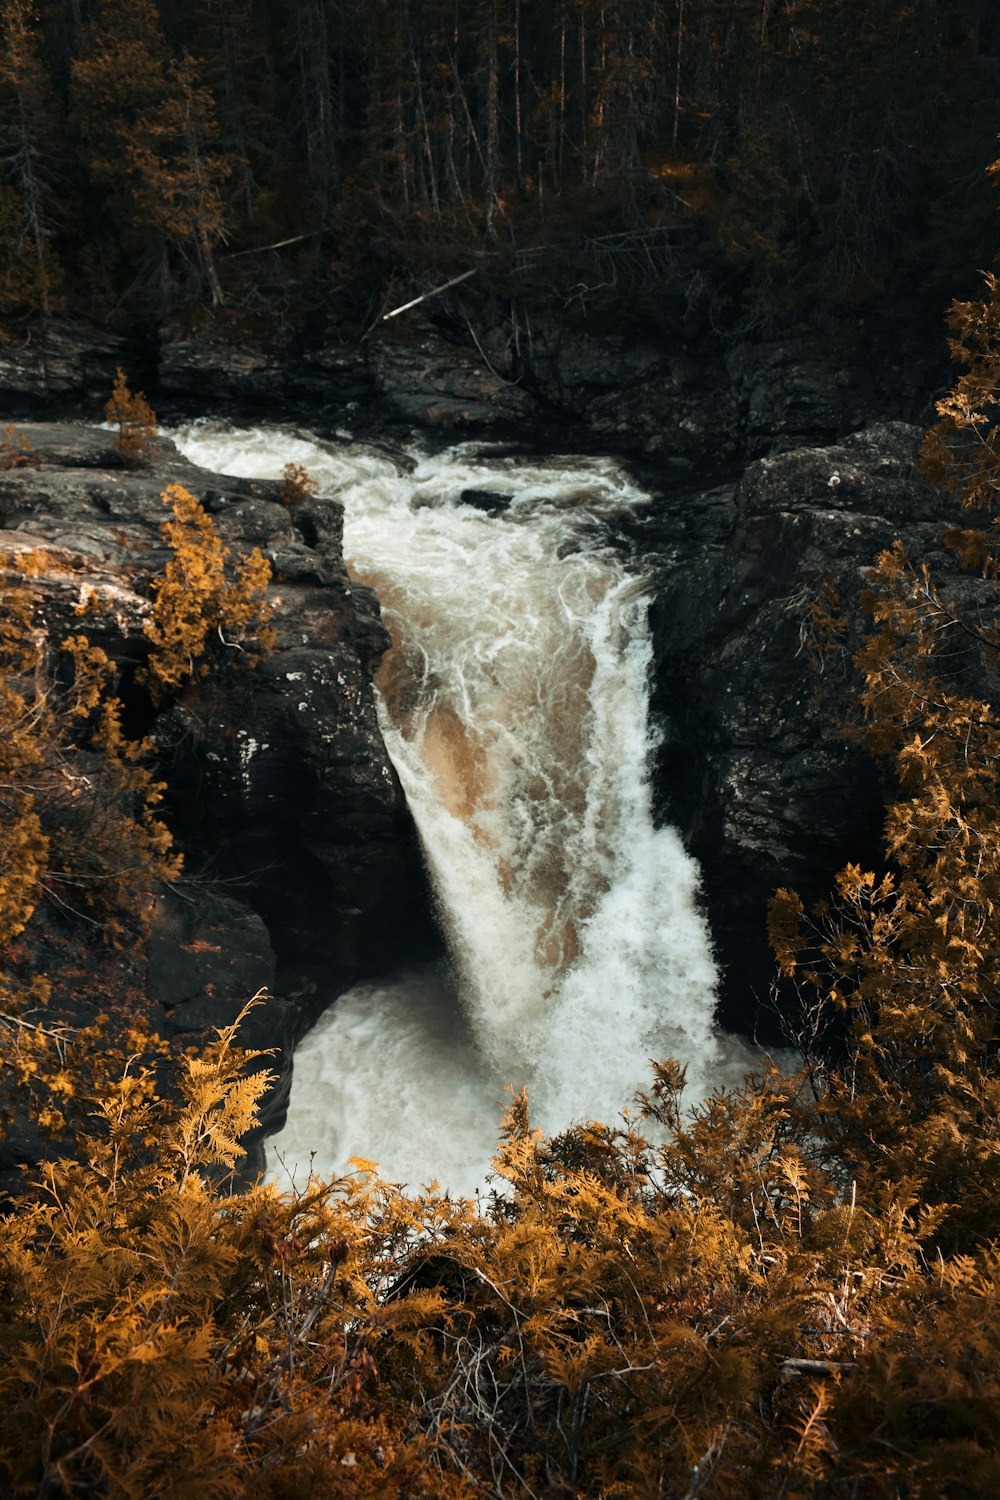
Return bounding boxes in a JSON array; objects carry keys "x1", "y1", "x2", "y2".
[
  {"x1": 153, "y1": 296, "x2": 944, "y2": 463},
  {"x1": 0, "y1": 293, "x2": 942, "y2": 465},
  {"x1": 0, "y1": 423, "x2": 437, "y2": 1177},
  {"x1": 649, "y1": 422, "x2": 974, "y2": 1032}
]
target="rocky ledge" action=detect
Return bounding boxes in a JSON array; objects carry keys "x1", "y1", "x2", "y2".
[
  {"x1": 0, "y1": 293, "x2": 942, "y2": 468},
  {"x1": 0, "y1": 423, "x2": 437, "y2": 1181}
]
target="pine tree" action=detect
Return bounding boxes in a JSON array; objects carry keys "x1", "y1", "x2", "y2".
[
  {"x1": 72, "y1": 0, "x2": 229, "y2": 305},
  {"x1": 0, "y1": 0, "x2": 64, "y2": 321}
]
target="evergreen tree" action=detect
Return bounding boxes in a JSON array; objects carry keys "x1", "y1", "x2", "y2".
[
  {"x1": 0, "y1": 0, "x2": 64, "y2": 321},
  {"x1": 72, "y1": 0, "x2": 229, "y2": 305}
]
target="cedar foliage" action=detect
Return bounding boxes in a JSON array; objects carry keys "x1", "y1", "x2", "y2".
[
  {"x1": 103, "y1": 366, "x2": 157, "y2": 466},
  {"x1": 2, "y1": 1023, "x2": 999, "y2": 1496},
  {"x1": 140, "y1": 482, "x2": 275, "y2": 699},
  {"x1": 0, "y1": 548, "x2": 179, "y2": 945},
  {"x1": 769, "y1": 267, "x2": 1000, "y2": 1254}
]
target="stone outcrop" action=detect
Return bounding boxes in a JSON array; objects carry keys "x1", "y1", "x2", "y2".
[
  {"x1": 0, "y1": 423, "x2": 437, "y2": 1178},
  {"x1": 0, "y1": 291, "x2": 940, "y2": 469},
  {"x1": 158, "y1": 310, "x2": 375, "y2": 415},
  {"x1": 649, "y1": 422, "x2": 970, "y2": 1031},
  {"x1": 0, "y1": 321, "x2": 134, "y2": 415}
]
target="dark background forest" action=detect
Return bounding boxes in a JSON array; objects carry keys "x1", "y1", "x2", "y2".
[{"x1": 2, "y1": 0, "x2": 1000, "y2": 349}]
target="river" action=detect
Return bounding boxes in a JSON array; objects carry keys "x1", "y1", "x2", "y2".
[{"x1": 172, "y1": 421, "x2": 754, "y2": 1195}]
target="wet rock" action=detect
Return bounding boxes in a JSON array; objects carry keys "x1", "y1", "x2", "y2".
[
  {"x1": 148, "y1": 886, "x2": 290, "y2": 1172},
  {"x1": 158, "y1": 310, "x2": 375, "y2": 420},
  {"x1": 149, "y1": 287, "x2": 942, "y2": 465},
  {"x1": 460, "y1": 488, "x2": 513, "y2": 513},
  {"x1": 368, "y1": 326, "x2": 535, "y2": 431},
  {"x1": 651, "y1": 422, "x2": 960, "y2": 1033},
  {"x1": 0, "y1": 320, "x2": 131, "y2": 414},
  {"x1": 0, "y1": 423, "x2": 437, "y2": 1151}
]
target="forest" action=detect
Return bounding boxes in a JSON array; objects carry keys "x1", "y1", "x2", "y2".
[
  {"x1": 3, "y1": 0, "x2": 1000, "y2": 1495},
  {"x1": 0, "y1": 0, "x2": 998, "y2": 338}
]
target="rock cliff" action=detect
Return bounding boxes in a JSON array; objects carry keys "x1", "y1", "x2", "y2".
[
  {"x1": 0, "y1": 423, "x2": 436, "y2": 1180},
  {"x1": 649, "y1": 422, "x2": 975, "y2": 1031}
]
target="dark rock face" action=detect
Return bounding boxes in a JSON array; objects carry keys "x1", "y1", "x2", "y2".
[
  {"x1": 147, "y1": 886, "x2": 288, "y2": 1174},
  {"x1": 158, "y1": 313, "x2": 375, "y2": 417},
  {"x1": 151, "y1": 296, "x2": 943, "y2": 463},
  {"x1": 0, "y1": 321, "x2": 135, "y2": 415},
  {"x1": 368, "y1": 326, "x2": 536, "y2": 431},
  {"x1": 0, "y1": 423, "x2": 437, "y2": 1159},
  {"x1": 158, "y1": 562, "x2": 434, "y2": 1001},
  {"x1": 650, "y1": 422, "x2": 960, "y2": 1032}
]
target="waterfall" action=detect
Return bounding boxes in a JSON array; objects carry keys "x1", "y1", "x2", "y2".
[{"x1": 173, "y1": 422, "x2": 751, "y2": 1194}]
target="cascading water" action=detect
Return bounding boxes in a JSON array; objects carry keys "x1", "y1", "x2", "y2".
[{"x1": 173, "y1": 422, "x2": 752, "y2": 1194}]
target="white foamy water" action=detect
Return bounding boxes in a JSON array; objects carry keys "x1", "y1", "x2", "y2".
[{"x1": 172, "y1": 421, "x2": 752, "y2": 1194}]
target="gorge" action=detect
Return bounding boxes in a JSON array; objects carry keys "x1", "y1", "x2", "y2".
[
  {"x1": 0, "y1": 393, "x2": 948, "y2": 1191},
  {"x1": 172, "y1": 422, "x2": 754, "y2": 1191},
  {"x1": 4, "y1": 2, "x2": 1000, "y2": 1486}
]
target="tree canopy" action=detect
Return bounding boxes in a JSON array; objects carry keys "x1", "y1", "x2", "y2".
[{"x1": 0, "y1": 0, "x2": 995, "y2": 328}]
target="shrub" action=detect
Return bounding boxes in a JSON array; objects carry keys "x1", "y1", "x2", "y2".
[
  {"x1": 0, "y1": 550, "x2": 180, "y2": 946},
  {"x1": 1, "y1": 1019, "x2": 999, "y2": 1498},
  {"x1": 140, "y1": 484, "x2": 275, "y2": 700},
  {"x1": 279, "y1": 461, "x2": 318, "y2": 507},
  {"x1": 104, "y1": 366, "x2": 158, "y2": 467}
]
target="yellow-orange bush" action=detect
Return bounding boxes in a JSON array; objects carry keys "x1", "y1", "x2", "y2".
[
  {"x1": 0, "y1": 551, "x2": 180, "y2": 945},
  {"x1": 1, "y1": 1009, "x2": 999, "y2": 1499},
  {"x1": 104, "y1": 367, "x2": 158, "y2": 467},
  {"x1": 140, "y1": 483, "x2": 275, "y2": 699}
]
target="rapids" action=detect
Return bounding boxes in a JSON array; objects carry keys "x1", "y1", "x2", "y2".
[{"x1": 172, "y1": 422, "x2": 753, "y2": 1194}]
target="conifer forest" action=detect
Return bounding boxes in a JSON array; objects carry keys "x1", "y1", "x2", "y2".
[
  {"x1": 3, "y1": 2, "x2": 1000, "y2": 1496},
  {"x1": 0, "y1": 0, "x2": 996, "y2": 327}
]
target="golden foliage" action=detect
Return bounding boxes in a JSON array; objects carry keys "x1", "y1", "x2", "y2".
[
  {"x1": 279, "y1": 461, "x2": 318, "y2": 508},
  {"x1": 104, "y1": 366, "x2": 158, "y2": 467},
  {"x1": 0, "y1": 549, "x2": 179, "y2": 945},
  {"x1": 2, "y1": 1011, "x2": 1000, "y2": 1498},
  {"x1": 140, "y1": 483, "x2": 275, "y2": 700},
  {"x1": 768, "y1": 271, "x2": 1000, "y2": 1254}
]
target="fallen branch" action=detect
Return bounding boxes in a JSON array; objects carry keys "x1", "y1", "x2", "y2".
[
  {"x1": 382, "y1": 268, "x2": 477, "y2": 320},
  {"x1": 780, "y1": 1358, "x2": 858, "y2": 1377},
  {"x1": 225, "y1": 231, "x2": 324, "y2": 259}
]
